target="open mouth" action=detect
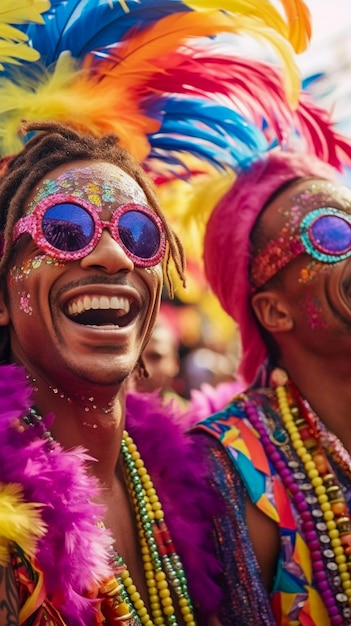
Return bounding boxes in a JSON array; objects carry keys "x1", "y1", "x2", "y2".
[{"x1": 65, "y1": 295, "x2": 136, "y2": 327}]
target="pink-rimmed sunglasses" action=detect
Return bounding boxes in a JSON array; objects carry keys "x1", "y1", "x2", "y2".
[{"x1": 12, "y1": 194, "x2": 166, "y2": 267}]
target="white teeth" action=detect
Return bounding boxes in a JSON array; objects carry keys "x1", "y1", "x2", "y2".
[
  {"x1": 67, "y1": 295, "x2": 131, "y2": 317},
  {"x1": 100, "y1": 296, "x2": 110, "y2": 309},
  {"x1": 110, "y1": 297, "x2": 120, "y2": 309},
  {"x1": 83, "y1": 296, "x2": 91, "y2": 310}
]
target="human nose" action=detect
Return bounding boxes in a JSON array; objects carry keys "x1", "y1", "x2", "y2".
[{"x1": 79, "y1": 229, "x2": 134, "y2": 273}]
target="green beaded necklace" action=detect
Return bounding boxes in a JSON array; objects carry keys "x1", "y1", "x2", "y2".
[{"x1": 98, "y1": 431, "x2": 196, "y2": 626}]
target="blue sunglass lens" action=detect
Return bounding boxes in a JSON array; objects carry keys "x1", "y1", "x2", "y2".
[
  {"x1": 311, "y1": 215, "x2": 351, "y2": 255},
  {"x1": 118, "y1": 210, "x2": 160, "y2": 259},
  {"x1": 42, "y1": 204, "x2": 94, "y2": 251}
]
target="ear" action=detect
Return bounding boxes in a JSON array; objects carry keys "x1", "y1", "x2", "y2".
[
  {"x1": 0, "y1": 286, "x2": 10, "y2": 326},
  {"x1": 251, "y1": 290, "x2": 293, "y2": 334}
]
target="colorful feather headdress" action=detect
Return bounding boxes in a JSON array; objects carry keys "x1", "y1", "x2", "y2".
[
  {"x1": 2, "y1": 0, "x2": 349, "y2": 170},
  {"x1": 2, "y1": 0, "x2": 351, "y2": 367}
]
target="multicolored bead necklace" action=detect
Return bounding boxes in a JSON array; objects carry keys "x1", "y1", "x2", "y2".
[
  {"x1": 244, "y1": 368, "x2": 351, "y2": 626},
  {"x1": 23, "y1": 409, "x2": 195, "y2": 626}
]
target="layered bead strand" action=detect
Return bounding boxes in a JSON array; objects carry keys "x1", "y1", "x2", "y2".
[
  {"x1": 286, "y1": 386, "x2": 351, "y2": 602},
  {"x1": 245, "y1": 370, "x2": 351, "y2": 626},
  {"x1": 244, "y1": 397, "x2": 343, "y2": 625},
  {"x1": 121, "y1": 431, "x2": 196, "y2": 626}
]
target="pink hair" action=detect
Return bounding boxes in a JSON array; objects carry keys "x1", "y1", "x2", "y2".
[{"x1": 203, "y1": 150, "x2": 338, "y2": 385}]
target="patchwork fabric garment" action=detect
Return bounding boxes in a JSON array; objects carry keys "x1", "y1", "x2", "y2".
[
  {"x1": 193, "y1": 388, "x2": 351, "y2": 626},
  {"x1": 0, "y1": 365, "x2": 221, "y2": 626}
]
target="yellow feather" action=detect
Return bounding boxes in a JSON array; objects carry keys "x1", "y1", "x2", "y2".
[
  {"x1": 183, "y1": 0, "x2": 311, "y2": 52},
  {"x1": 0, "y1": 0, "x2": 50, "y2": 70},
  {"x1": 0, "y1": 53, "x2": 158, "y2": 159},
  {"x1": 0, "y1": 41, "x2": 40, "y2": 70},
  {"x1": 184, "y1": 0, "x2": 289, "y2": 38},
  {"x1": 158, "y1": 168, "x2": 235, "y2": 260},
  {"x1": 0, "y1": 0, "x2": 49, "y2": 25},
  {"x1": 0, "y1": 482, "x2": 46, "y2": 566},
  {"x1": 0, "y1": 23, "x2": 30, "y2": 42},
  {"x1": 226, "y1": 14, "x2": 302, "y2": 106}
]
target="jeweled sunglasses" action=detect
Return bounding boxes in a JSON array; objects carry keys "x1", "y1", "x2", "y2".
[
  {"x1": 251, "y1": 207, "x2": 351, "y2": 289},
  {"x1": 13, "y1": 194, "x2": 166, "y2": 267}
]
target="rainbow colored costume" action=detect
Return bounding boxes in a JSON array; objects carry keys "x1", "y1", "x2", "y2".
[{"x1": 193, "y1": 378, "x2": 351, "y2": 626}]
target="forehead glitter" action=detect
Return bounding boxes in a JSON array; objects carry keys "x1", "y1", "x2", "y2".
[
  {"x1": 27, "y1": 167, "x2": 124, "y2": 214},
  {"x1": 250, "y1": 181, "x2": 351, "y2": 290}
]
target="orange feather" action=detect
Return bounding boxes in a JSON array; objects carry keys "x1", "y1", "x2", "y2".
[
  {"x1": 279, "y1": 0, "x2": 312, "y2": 52},
  {"x1": 83, "y1": 11, "x2": 233, "y2": 88}
]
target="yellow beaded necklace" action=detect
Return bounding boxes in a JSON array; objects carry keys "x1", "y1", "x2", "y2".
[
  {"x1": 272, "y1": 370, "x2": 351, "y2": 609},
  {"x1": 96, "y1": 431, "x2": 196, "y2": 626}
]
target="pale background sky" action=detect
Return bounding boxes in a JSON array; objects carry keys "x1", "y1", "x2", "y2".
[
  {"x1": 290, "y1": 0, "x2": 351, "y2": 135},
  {"x1": 240, "y1": 1, "x2": 351, "y2": 134}
]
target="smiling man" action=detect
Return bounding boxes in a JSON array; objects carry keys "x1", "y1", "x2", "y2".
[
  {"x1": 191, "y1": 150, "x2": 351, "y2": 625},
  {"x1": 0, "y1": 121, "x2": 221, "y2": 626}
]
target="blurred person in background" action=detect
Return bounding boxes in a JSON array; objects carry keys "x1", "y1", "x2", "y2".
[{"x1": 128, "y1": 304, "x2": 187, "y2": 407}]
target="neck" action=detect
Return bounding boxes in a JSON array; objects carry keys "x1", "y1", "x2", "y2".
[
  {"x1": 26, "y1": 369, "x2": 126, "y2": 485},
  {"x1": 279, "y1": 355, "x2": 351, "y2": 453}
]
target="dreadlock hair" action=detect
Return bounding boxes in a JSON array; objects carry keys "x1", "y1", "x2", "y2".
[{"x1": 0, "y1": 120, "x2": 186, "y2": 360}]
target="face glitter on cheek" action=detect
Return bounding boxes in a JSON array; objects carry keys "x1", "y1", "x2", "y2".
[
  {"x1": 19, "y1": 292, "x2": 32, "y2": 315},
  {"x1": 9, "y1": 255, "x2": 66, "y2": 284},
  {"x1": 300, "y1": 293, "x2": 328, "y2": 330},
  {"x1": 299, "y1": 261, "x2": 333, "y2": 284}
]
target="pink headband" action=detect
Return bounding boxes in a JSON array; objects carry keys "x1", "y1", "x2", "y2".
[{"x1": 203, "y1": 150, "x2": 337, "y2": 385}]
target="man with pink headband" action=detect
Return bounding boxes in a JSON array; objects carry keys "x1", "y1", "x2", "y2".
[{"x1": 191, "y1": 149, "x2": 351, "y2": 625}]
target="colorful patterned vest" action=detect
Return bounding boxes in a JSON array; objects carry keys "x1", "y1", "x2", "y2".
[{"x1": 196, "y1": 389, "x2": 351, "y2": 626}]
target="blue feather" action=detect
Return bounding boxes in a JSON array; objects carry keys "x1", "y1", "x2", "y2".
[
  {"x1": 157, "y1": 99, "x2": 267, "y2": 143},
  {"x1": 148, "y1": 99, "x2": 268, "y2": 170},
  {"x1": 302, "y1": 72, "x2": 324, "y2": 90},
  {"x1": 148, "y1": 138, "x2": 263, "y2": 170},
  {"x1": 20, "y1": 0, "x2": 193, "y2": 65}
]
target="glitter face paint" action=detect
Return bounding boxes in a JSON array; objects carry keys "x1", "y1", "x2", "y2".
[
  {"x1": 19, "y1": 292, "x2": 32, "y2": 315},
  {"x1": 300, "y1": 293, "x2": 328, "y2": 330},
  {"x1": 9, "y1": 255, "x2": 66, "y2": 314},
  {"x1": 9, "y1": 255, "x2": 65, "y2": 283},
  {"x1": 299, "y1": 261, "x2": 332, "y2": 284},
  {"x1": 251, "y1": 181, "x2": 351, "y2": 290},
  {"x1": 26, "y1": 165, "x2": 146, "y2": 216}
]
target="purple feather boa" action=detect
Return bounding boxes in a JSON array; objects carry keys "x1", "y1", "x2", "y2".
[{"x1": 0, "y1": 364, "x2": 222, "y2": 625}]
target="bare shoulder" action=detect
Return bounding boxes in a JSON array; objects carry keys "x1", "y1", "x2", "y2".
[
  {"x1": 245, "y1": 497, "x2": 280, "y2": 590},
  {"x1": 0, "y1": 565, "x2": 19, "y2": 626}
]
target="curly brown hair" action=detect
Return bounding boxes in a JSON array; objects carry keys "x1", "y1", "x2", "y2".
[{"x1": 0, "y1": 120, "x2": 185, "y2": 360}]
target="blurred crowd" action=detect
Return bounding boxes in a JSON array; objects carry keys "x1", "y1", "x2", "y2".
[{"x1": 128, "y1": 297, "x2": 243, "y2": 416}]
